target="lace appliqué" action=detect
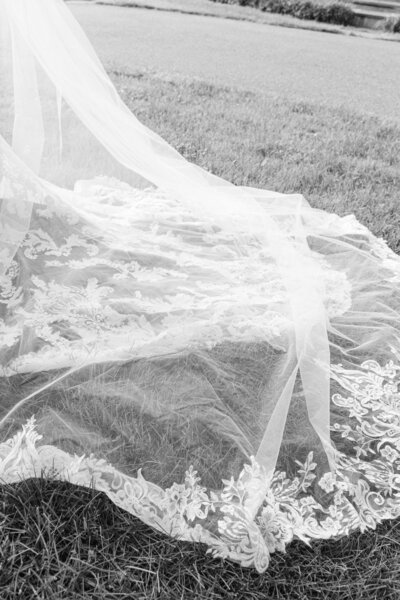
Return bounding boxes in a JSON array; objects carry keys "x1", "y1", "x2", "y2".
[
  {"x1": 4, "y1": 352, "x2": 400, "y2": 575},
  {"x1": 0, "y1": 180, "x2": 353, "y2": 375}
]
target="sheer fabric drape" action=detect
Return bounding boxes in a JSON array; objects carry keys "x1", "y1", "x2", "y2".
[{"x1": 1, "y1": 0, "x2": 400, "y2": 571}]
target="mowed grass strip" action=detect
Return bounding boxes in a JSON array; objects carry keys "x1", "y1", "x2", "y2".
[{"x1": 1, "y1": 72, "x2": 400, "y2": 599}]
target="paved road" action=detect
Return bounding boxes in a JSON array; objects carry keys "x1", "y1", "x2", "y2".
[{"x1": 72, "y1": 3, "x2": 400, "y2": 121}]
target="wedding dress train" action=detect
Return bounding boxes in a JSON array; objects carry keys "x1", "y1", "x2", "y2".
[{"x1": 1, "y1": 0, "x2": 400, "y2": 572}]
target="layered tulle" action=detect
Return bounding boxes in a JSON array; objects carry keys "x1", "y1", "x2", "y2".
[{"x1": 1, "y1": 0, "x2": 400, "y2": 572}]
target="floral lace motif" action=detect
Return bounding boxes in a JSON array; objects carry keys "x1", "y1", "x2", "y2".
[
  {"x1": 1, "y1": 178, "x2": 351, "y2": 375},
  {"x1": 2, "y1": 353, "x2": 400, "y2": 572}
]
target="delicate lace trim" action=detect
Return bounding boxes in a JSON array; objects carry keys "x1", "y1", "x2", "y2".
[
  {"x1": 0, "y1": 418, "x2": 271, "y2": 572},
  {"x1": 3, "y1": 355, "x2": 400, "y2": 572}
]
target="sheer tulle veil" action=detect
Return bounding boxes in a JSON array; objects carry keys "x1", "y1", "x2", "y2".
[{"x1": 1, "y1": 0, "x2": 400, "y2": 572}]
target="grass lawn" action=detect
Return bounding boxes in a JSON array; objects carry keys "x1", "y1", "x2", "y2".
[{"x1": 2, "y1": 70, "x2": 400, "y2": 599}]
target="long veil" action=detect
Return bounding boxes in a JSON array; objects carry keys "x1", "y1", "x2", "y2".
[{"x1": 1, "y1": 0, "x2": 400, "y2": 571}]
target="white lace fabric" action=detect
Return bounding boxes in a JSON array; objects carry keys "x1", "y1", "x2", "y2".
[
  {"x1": 2, "y1": 350, "x2": 400, "y2": 572},
  {"x1": 1, "y1": 176, "x2": 353, "y2": 376},
  {"x1": 1, "y1": 0, "x2": 400, "y2": 573}
]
